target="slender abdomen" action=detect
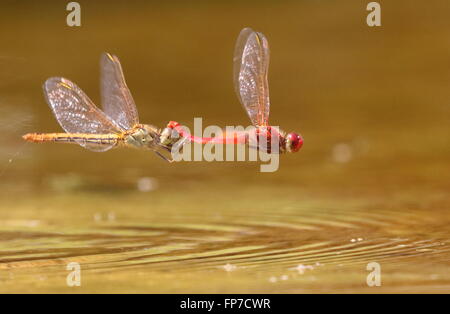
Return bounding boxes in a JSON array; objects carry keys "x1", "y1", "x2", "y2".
[{"x1": 22, "y1": 133, "x2": 120, "y2": 146}]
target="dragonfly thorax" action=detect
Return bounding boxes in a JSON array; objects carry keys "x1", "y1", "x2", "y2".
[{"x1": 124, "y1": 124, "x2": 160, "y2": 150}]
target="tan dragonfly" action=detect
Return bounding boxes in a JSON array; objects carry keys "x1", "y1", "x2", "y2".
[{"x1": 23, "y1": 53, "x2": 180, "y2": 161}]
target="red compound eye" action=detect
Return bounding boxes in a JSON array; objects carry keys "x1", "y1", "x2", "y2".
[{"x1": 287, "y1": 132, "x2": 303, "y2": 152}]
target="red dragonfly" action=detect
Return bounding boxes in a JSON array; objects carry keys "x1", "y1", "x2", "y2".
[
  {"x1": 23, "y1": 53, "x2": 175, "y2": 161},
  {"x1": 161, "y1": 27, "x2": 303, "y2": 154}
]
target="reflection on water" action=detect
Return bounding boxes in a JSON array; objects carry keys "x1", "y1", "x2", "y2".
[{"x1": 0, "y1": 1, "x2": 449, "y2": 293}]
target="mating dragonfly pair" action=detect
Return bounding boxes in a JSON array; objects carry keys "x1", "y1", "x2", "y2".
[{"x1": 23, "y1": 28, "x2": 303, "y2": 161}]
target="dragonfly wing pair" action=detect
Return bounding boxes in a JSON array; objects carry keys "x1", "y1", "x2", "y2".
[
  {"x1": 233, "y1": 27, "x2": 271, "y2": 127},
  {"x1": 44, "y1": 53, "x2": 139, "y2": 152}
]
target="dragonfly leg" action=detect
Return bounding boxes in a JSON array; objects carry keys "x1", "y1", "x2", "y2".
[{"x1": 154, "y1": 150, "x2": 174, "y2": 163}]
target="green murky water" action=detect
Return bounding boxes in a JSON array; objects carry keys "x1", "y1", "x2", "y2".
[{"x1": 0, "y1": 1, "x2": 449, "y2": 293}]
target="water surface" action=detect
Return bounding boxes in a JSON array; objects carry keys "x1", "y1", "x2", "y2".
[{"x1": 0, "y1": 1, "x2": 449, "y2": 293}]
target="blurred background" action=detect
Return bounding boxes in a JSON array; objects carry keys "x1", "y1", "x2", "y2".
[{"x1": 0, "y1": 0, "x2": 448, "y2": 293}]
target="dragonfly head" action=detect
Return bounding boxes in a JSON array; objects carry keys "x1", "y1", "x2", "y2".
[{"x1": 285, "y1": 132, "x2": 303, "y2": 153}]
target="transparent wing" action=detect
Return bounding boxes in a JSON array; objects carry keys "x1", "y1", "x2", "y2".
[
  {"x1": 233, "y1": 27, "x2": 270, "y2": 126},
  {"x1": 44, "y1": 77, "x2": 122, "y2": 152},
  {"x1": 100, "y1": 53, "x2": 139, "y2": 130}
]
